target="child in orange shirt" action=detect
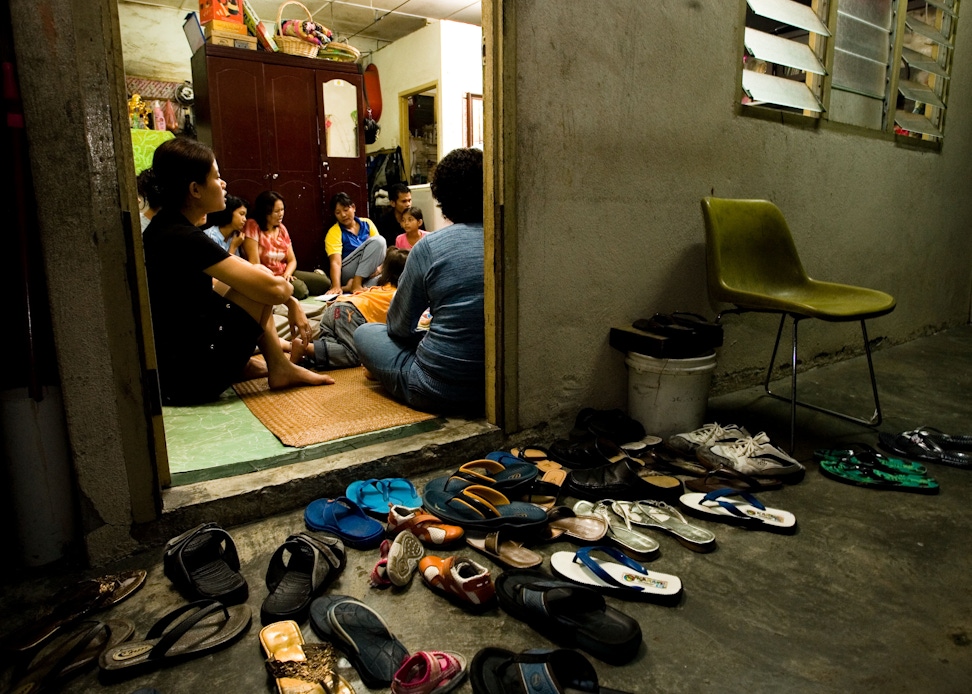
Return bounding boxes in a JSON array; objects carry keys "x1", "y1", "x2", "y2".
[{"x1": 294, "y1": 248, "x2": 408, "y2": 369}]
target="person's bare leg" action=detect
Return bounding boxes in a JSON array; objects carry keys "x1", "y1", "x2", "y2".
[
  {"x1": 349, "y1": 276, "x2": 364, "y2": 293},
  {"x1": 224, "y1": 289, "x2": 333, "y2": 389},
  {"x1": 280, "y1": 338, "x2": 292, "y2": 353},
  {"x1": 289, "y1": 336, "x2": 308, "y2": 365},
  {"x1": 241, "y1": 356, "x2": 268, "y2": 380}
]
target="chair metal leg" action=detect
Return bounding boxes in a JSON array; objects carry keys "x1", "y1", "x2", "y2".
[{"x1": 764, "y1": 315, "x2": 883, "y2": 453}]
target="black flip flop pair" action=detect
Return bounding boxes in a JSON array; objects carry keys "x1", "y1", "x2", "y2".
[{"x1": 879, "y1": 426, "x2": 972, "y2": 468}]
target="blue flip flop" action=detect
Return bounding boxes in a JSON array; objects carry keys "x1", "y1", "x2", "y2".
[
  {"x1": 346, "y1": 478, "x2": 423, "y2": 515},
  {"x1": 304, "y1": 497, "x2": 385, "y2": 549}
]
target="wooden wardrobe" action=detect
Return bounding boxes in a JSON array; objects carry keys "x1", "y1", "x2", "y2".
[{"x1": 192, "y1": 45, "x2": 368, "y2": 270}]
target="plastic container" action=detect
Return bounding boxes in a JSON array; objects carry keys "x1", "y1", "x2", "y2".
[{"x1": 625, "y1": 351, "x2": 717, "y2": 438}]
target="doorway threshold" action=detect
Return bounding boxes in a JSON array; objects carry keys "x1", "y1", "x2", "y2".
[{"x1": 141, "y1": 417, "x2": 502, "y2": 546}]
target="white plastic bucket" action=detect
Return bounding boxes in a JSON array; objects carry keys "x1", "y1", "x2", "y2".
[{"x1": 625, "y1": 351, "x2": 717, "y2": 438}]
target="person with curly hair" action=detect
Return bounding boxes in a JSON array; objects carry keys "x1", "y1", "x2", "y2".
[{"x1": 355, "y1": 147, "x2": 484, "y2": 415}]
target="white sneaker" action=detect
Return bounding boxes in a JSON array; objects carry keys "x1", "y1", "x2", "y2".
[
  {"x1": 698, "y1": 432, "x2": 805, "y2": 480},
  {"x1": 667, "y1": 423, "x2": 750, "y2": 454}
]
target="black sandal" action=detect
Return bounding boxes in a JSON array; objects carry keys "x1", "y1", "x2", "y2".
[
  {"x1": 163, "y1": 522, "x2": 248, "y2": 605},
  {"x1": 261, "y1": 532, "x2": 347, "y2": 625}
]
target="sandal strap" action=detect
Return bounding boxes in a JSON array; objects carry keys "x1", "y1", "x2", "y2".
[
  {"x1": 163, "y1": 523, "x2": 241, "y2": 592},
  {"x1": 572, "y1": 546, "x2": 647, "y2": 590},
  {"x1": 147, "y1": 600, "x2": 227, "y2": 661},
  {"x1": 265, "y1": 643, "x2": 337, "y2": 688}
]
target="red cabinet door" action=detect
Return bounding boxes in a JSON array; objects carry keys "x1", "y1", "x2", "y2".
[{"x1": 205, "y1": 56, "x2": 269, "y2": 220}]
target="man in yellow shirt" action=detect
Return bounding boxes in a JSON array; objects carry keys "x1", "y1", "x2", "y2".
[{"x1": 324, "y1": 192, "x2": 386, "y2": 294}]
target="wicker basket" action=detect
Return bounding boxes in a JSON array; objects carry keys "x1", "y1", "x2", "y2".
[
  {"x1": 276, "y1": 1, "x2": 319, "y2": 58},
  {"x1": 318, "y1": 41, "x2": 361, "y2": 63}
]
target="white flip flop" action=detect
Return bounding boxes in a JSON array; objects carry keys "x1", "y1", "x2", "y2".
[
  {"x1": 572, "y1": 500, "x2": 659, "y2": 557},
  {"x1": 679, "y1": 489, "x2": 796, "y2": 532},
  {"x1": 550, "y1": 546, "x2": 682, "y2": 604},
  {"x1": 611, "y1": 500, "x2": 716, "y2": 552}
]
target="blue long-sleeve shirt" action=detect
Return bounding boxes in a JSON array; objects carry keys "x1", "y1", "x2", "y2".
[{"x1": 386, "y1": 222, "x2": 485, "y2": 399}]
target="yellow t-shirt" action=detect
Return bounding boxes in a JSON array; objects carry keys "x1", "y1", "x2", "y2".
[
  {"x1": 336, "y1": 284, "x2": 396, "y2": 324},
  {"x1": 324, "y1": 217, "x2": 378, "y2": 258}
]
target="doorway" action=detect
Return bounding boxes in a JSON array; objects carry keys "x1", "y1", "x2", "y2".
[{"x1": 400, "y1": 85, "x2": 438, "y2": 186}]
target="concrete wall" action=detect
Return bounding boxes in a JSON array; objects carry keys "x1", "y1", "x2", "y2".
[{"x1": 508, "y1": 0, "x2": 972, "y2": 430}]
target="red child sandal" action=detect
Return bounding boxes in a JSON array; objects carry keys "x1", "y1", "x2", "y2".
[{"x1": 391, "y1": 650, "x2": 468, "y2": 694}]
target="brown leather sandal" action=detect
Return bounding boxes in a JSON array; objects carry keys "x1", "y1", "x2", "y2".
[{"x1": 466, "y1": 532, "x2": 543, "y2": 569}]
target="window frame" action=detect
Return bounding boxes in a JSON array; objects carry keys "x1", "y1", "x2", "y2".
[{"x1": 737, "y1": 0, "x2": 960, "y2": 149}]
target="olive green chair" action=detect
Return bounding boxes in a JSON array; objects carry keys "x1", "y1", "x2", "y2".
[{"x1": 701, "y1": 197, "x2": 896, "y2": 451}]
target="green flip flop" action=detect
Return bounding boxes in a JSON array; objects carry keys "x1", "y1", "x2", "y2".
[
  {"x1": 818, "y1": 457, "x2": 939, "y2": 494},
  {"x1": 814, "y1": 443, "x2": 927, "y2": 476}
]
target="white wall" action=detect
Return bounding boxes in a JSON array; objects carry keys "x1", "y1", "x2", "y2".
[
  {"x1": 366, "y1": 22, "x2": 442, "y2": 154},
  {"x1": 439, "y1": 21, "x2": 484, "y2": 155},
  {"x1": 118, "y1": 2, "x2": 194, "y2": 81}
]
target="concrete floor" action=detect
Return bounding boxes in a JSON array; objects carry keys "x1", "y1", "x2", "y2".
[{"x1": 2, "y1": 326, "x2": 971, "y2": 694}]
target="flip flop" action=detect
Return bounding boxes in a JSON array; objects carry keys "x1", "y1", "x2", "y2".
[
  {"x1": 1, "y1": 570, "x2": 146, "y2": 654},
  {"x1": 426, "y1": 457, "x2": 539, "y2": 497},
  {"x1": 163, "y1": 522, "x2": 248, "y2": 605},
  {"x1": 261, "y1": 532, "x2": 347, "y2": 625},
  {"x1": 494, "y1": 569, "x2": 642, "y2": 666},
  {"x1": 99, "y1": 600, "x2": 251, "y2": 678},
  {"x1": 346, "y1": 478, "x2": 423, "y2": 515},
  {"x1": 8, "y1": 619, "x2": 135, "y2": 694},
  {"x1": 304, "y1": 497, "x2": 385, "y2": 549},
  {"x1": 816, "y1": 457, "x2": 940, "y2": 494},
  {"x1": 611, "y1": 500, "x2": 716, "y2": 552},
  {"x1": 539, "y1": 506, "x2": 608, "y2": 543},
  {"x1": 422, "y1": 485, "x2": 548, "y2": 533},
  {"x1": 470, "y1": 647, "x2": 633, "y2": 694},
  {"x1": 879, "y1": 427, "x2": 972, "y2": 468},
  {"x1": 684, "y1": 467, "x2": 782, "y2": 494},
  {"x1": 814, "y1": 443, "x2": 927, "y2": 475},
  {"x1": 466, "y1": 531, "x2": 544, "y2": 569},
  {"x1": 549, "y1": 546, "x2": 683, "y2": 605},
  {"x1": 572, "y1": 500, "x2": 659, "y2": 557},
  {"x1": 680, "y1": 489, "x2": 797, "y2": 533},
  {"x1": 260, "y1": 620, "x2": 354, "y2": 694},
  {"x1": 392, "y1": 650, "x2": 467, "y2": 694},
  {"x1": 309, "y1": 594, "x2": 409, "y2": 689}
]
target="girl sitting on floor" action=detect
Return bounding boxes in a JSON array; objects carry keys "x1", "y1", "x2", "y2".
[
  {"x1": 142, "y1": 137, "x2": 332, "y2": 405},
  {"x1": 293, "y1": 248, "x2": 409, "y2": 370}
]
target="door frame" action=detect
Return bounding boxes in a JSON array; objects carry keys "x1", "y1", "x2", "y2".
[{"x1": 398, "y1": 81, "x2": 439, "y2": 186}]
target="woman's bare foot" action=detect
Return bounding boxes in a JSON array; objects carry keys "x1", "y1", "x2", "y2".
[
  {"x1": 280, "y1": 338, "x2": 292, "y2": 353},
  {"x1": 241, "y1": 356, "x2": 269, "y2": 380},
  {"x1": 289, "y1": 336, "x2": 308, "y2": 365},
  {"x1": 268, "y1": 360, "x2": 334, "y2": 390}
]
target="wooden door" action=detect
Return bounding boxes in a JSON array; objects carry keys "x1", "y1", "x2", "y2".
[
  {"x1": 316, "y1": 69, "x2": 369, "y2": 231},
  {"x1": 202, "y1": 56, "x2": 269, "y2": 221},
  {"x1": 264, "y1": 64, "x2": 326, "y2": 270}
]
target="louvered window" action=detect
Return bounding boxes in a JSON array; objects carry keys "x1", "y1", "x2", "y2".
[{"x1": 741, "y1": 0, "x2": 960, "y2": 142}]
